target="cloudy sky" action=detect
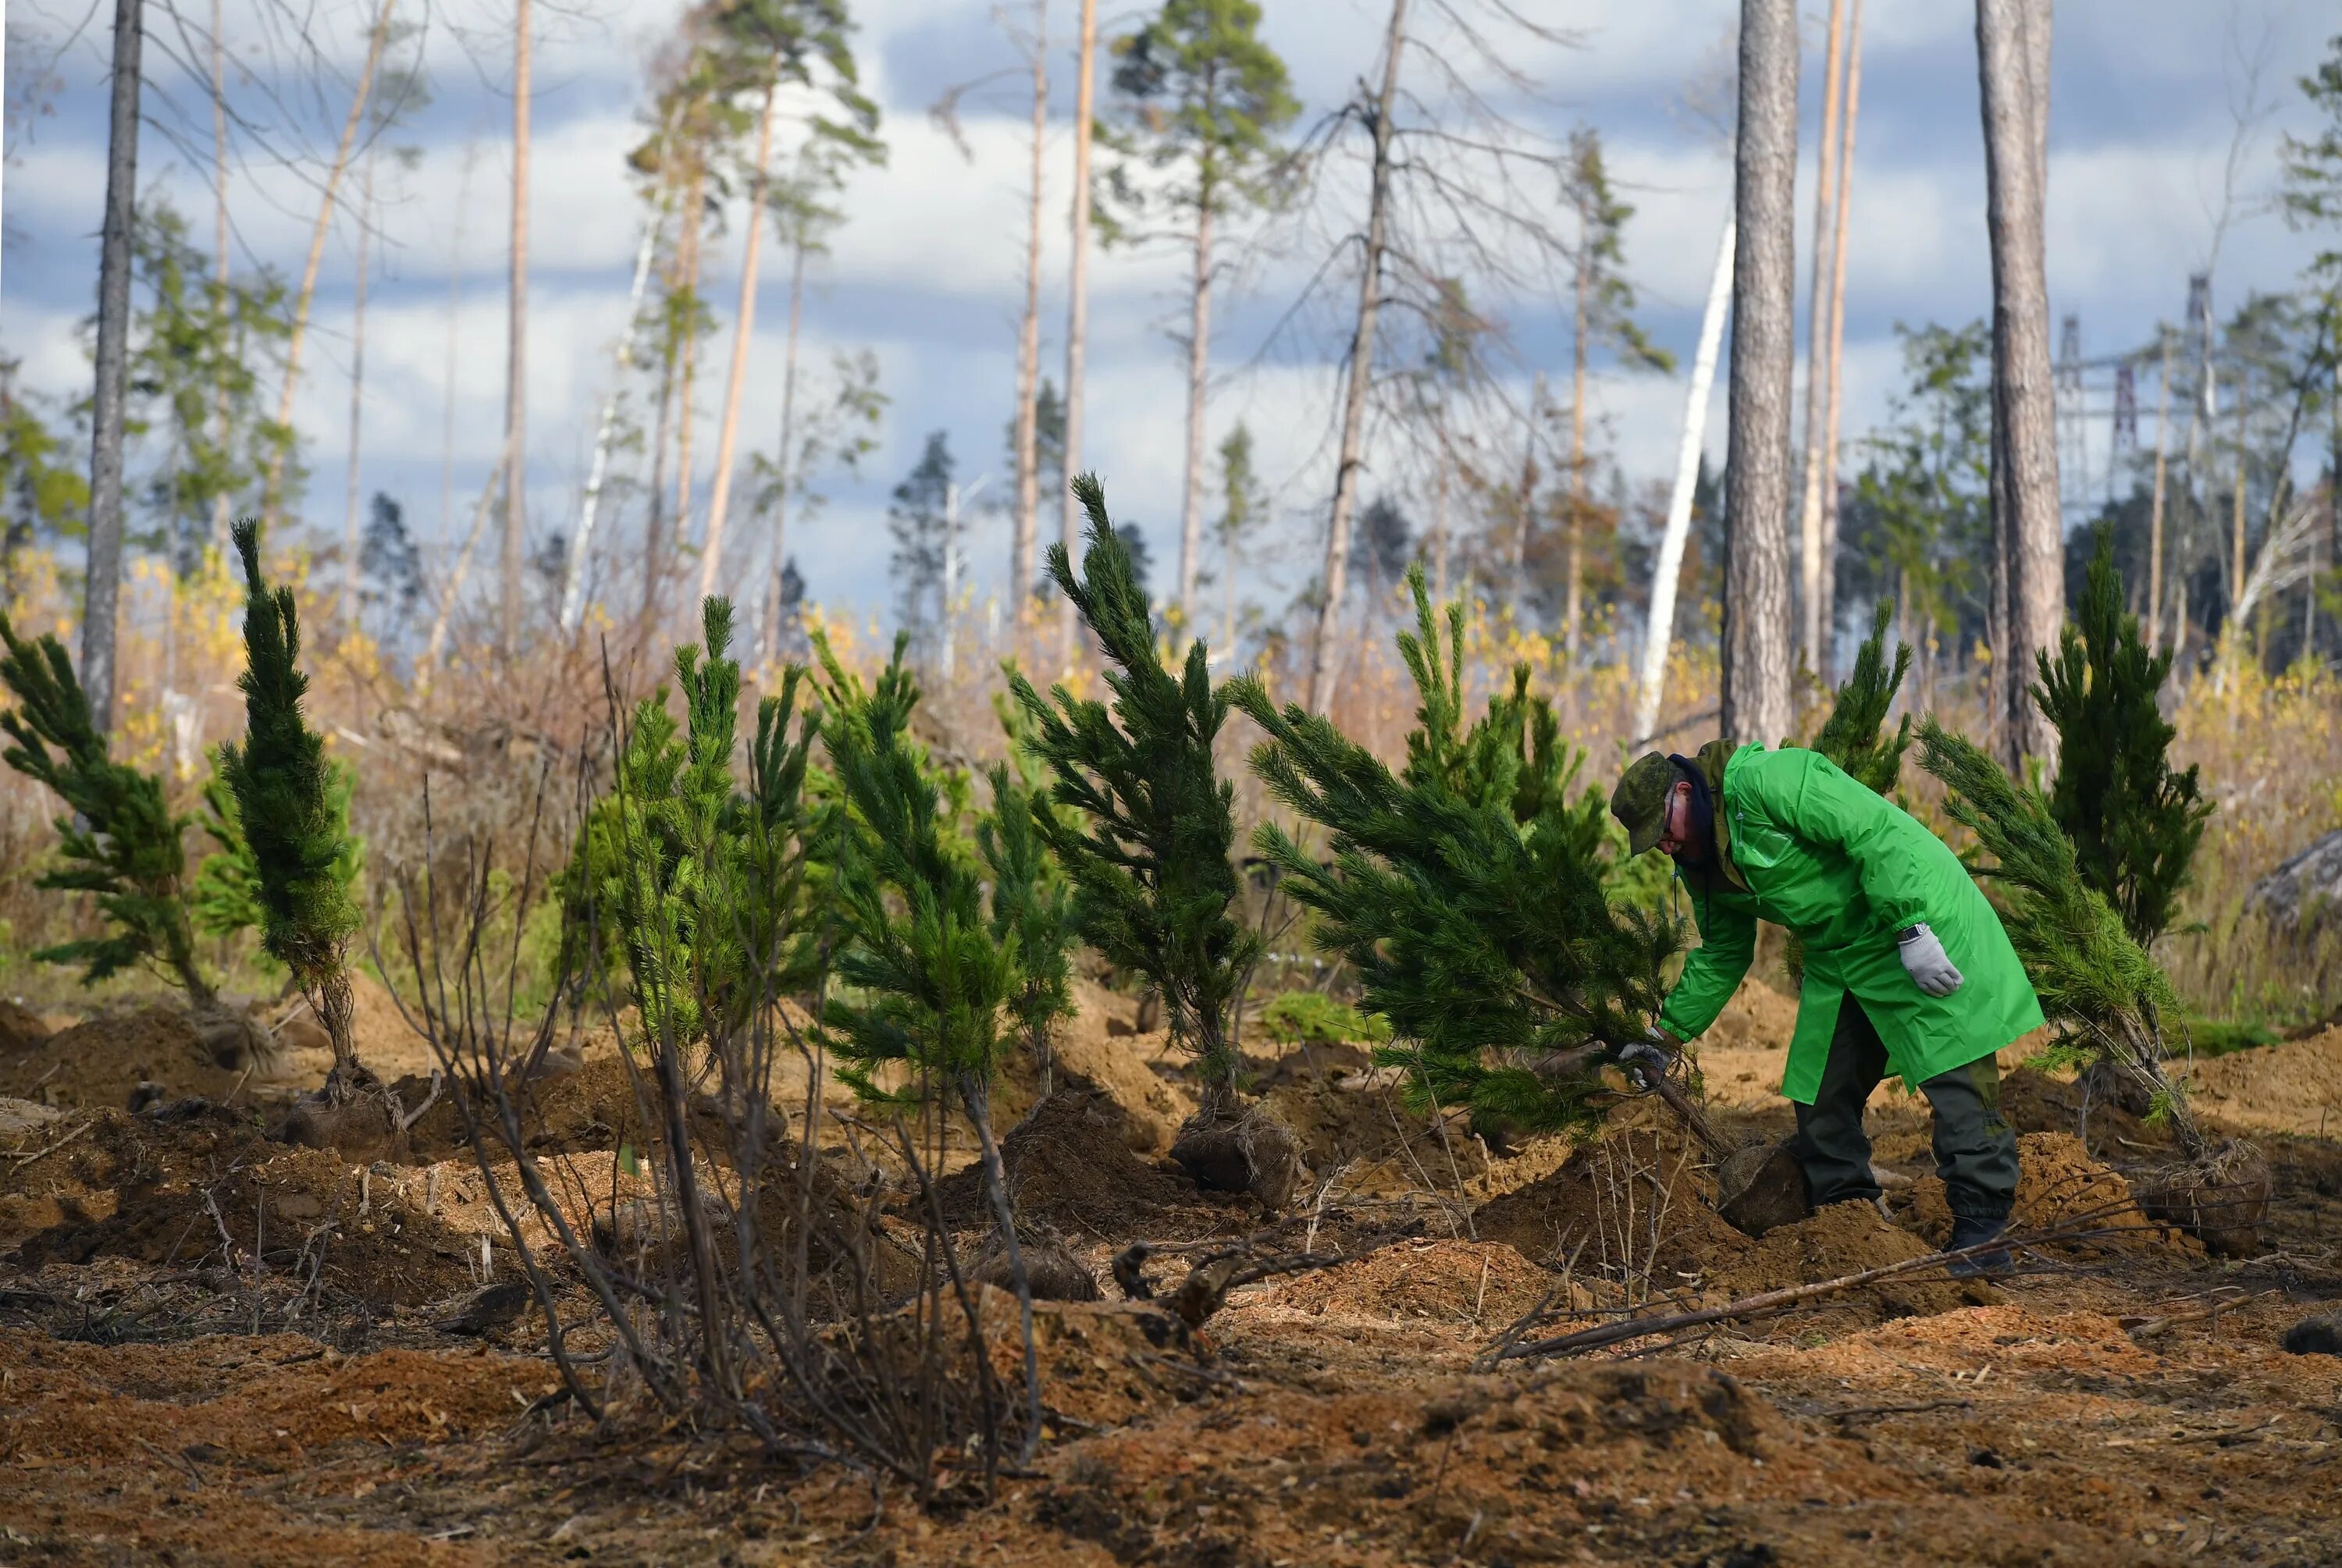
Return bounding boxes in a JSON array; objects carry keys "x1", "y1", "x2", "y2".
[{"x1": 2, "y1": 0, "x2": 2336, "y2": 630}]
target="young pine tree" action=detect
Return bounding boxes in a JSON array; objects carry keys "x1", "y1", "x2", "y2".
[
  {"x1": 0, "y1": 615, "x2": 212, "y2": 1001},
  {"x1": 1228, "y1": 567, "x2": 1682, "y2": 1138},
  {"x1": 1008, "y1": 475, "x2": 1282, "y2": 1196},
  {"x1": 818, "y1": 635, "x2": 1075, "y2": 1440},
  {"x1": 2031, "y1": 524, "x2": 2212, "y2": 948},
  {"x1": 193, "y1": 746, "x2": 364, "y2": 952},
  {"x1": 223, "y1": 520, "x2": 379, "y2": 1137},
  {"x1": 588, "y1": 598, "x2": 823, "y2": 1079},
  {"x1": 1916, "y1": 715, "x2": 2205, "y2": 1159},
  {"x1": 1811, "y1": 600, "x2": 1914, "y2": 795}
]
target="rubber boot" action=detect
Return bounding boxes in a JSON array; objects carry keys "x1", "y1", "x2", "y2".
[{"x1": 1946, "y1": 1214, "x2": 2013, "y2": 1278}]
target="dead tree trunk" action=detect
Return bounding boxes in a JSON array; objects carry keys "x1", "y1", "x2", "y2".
[
  {"x1": 259, "y1": 0, "x2": 393, "y2": 529},
  {"x1": 1566, "y1": 253, "x2": 1587, "y2": 667},
  {"x1": 1057, "y1": 0, "x2": 1099, "y2": 669},
  {"x1": 209, "y1": 0, "x2": 231, "y2": 556},
  {"x1": 1976, "y1": 0, "x2": 2061, "y2": 769},
  {"x1": 1796, "y1": 0, "x2": 1846, "y2": 679},
  {"x1": 1817, "y1": 0, "x2": 1864, "y2": 677},
  {"x1": 671, "y1": 161, "x2": 708, "y2": 605},
  {"x1": 1721, "y1": 0, "x2": 1798, "y2": 748},
  {"x1": 1178, "y1": 194, "x2": 1215, "y2": 621},
  {"x1": 341, "y1": 152, "x2": 373, "y2": 639},
  {"x1": 84, "y1": 0, "x2": 145, "y2": 738},
  {"x1": 699, "y1": 78, "x2": 781, "y2": 605},
  {"x1": 1012, "y1": 0, "x2": 1047, "y2": 632},
  {"x1": 1306, "y1": 0, "x2": 1406, "y2": 716},
  {"x1": 502, "y1": 0, "x2": 533, "y2": 657},
  {"x1": 562, "y1": 197, "x2": 667, "y2": 632}
]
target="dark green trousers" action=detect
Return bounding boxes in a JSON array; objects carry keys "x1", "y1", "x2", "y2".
[{"x1": 1788, "y1": 995, "x2": 2020, "y2": 1224}]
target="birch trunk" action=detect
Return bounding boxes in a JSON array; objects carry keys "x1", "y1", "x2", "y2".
[
  {"x1": 210, "y1": 0, "x2": 231, "y2": 554},
  {"x1": 259, "y1": 0, "x2": 393, "y2": 529},
  {"x1": 1057, "y1": 0, "x2": 1099, "y2": 667},
  {"x1": 1307, "y1": 0, "x2": 1407, "y2": 715},
  {"x1": 440, "y1": 143, "x2": 474, "y2": 591},
  {"x1": 85, "y1": 0, "x2": 144, "y2": 738},
  {"x1": 1817, "y1": 0, "x2": 1864, "y2": 680},
  {"x1": 1178, "y1": 195, "x2": 1215, "y2": 619},
  {"x1": 340, "y1": 153, "x2": 372, "y2": 638},
  {"x1": 761, "y1": 243, "x2": 806, "y2": 663},
  {"x1": 502, "y1": 0, "x2": 532, "y2": 656},
  {"x1": 1796, "y1": 0, "x2": 1846, "y2": 677},
  {"x1": 699, "y1": 78, "x2": 780, "y2": 604},
  {"x1": 561, "y1": 200, "x2": 667, "y2": 631},
  {"x1": 1975, "y1": 0, "x2": 2061, "y2": 768},
  {"x1": 1721, "y1": 0, "x2": 1797, "y2": 749},
  {"x1": 1012, "y1": 0, "x2": 1046, "y2": 631},
  {"x1": 673, "y1": 163, "x2": 707, "y2": 571},
  {"x1": 1633, "y1": 213, "x2": 1734, "y2": 747},
  {"x1": 1511, "y1": 372, "x2": 1543, "y2": 603},
  {"x1": 1566, "y1": 257, "x2": 1586, "y2": 666}
]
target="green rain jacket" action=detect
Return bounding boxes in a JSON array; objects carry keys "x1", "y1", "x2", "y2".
[{"x1": 1655, "y1": 742, "x2": 2043, "y2": 1104}]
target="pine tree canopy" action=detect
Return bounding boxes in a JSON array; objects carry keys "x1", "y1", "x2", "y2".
[
  {"x1": 222, "y1": 520, "x2": 358, "y2": 993},
  {"x1": 2031, "y1": 524, "x2": 2212, "y2": 948},
  {"x1": 0, "y1": 612, "x2": 207, "y2": 997},
  {"x1": 1228, "y1": 567, "x2": 1681, "y2": 1135},
  {"x1": 1007, "y1": 475, "x2": 1259, "y2": 1093}
]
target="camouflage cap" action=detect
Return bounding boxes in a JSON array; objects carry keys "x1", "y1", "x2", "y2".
[{"x1": 1609, "y1": 751, "x2": 1678, "y2": 855}]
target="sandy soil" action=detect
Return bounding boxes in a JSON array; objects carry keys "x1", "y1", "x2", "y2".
[{"x1": 1, "y1": 974, "x2": 2338, "y2": 1566}]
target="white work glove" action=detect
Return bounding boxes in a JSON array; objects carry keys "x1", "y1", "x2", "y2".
[{"x1": 1897, "y1": 923, "x2": 1964, "y2": 997}]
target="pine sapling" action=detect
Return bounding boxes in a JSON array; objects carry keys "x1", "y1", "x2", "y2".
[
  {"x1": 0, "y1": 613, "x2": 210, "y2": 1002},
  {"x1": 194, "y1": 745, "x2": 365, "y2": 951},
  {"x1": 1009, "y1": 475, "x2": 1285, "y2": 1199},
  {"x1": 1229, "y1": 569, "x2": 1682, "y2": 1143},
  {"x1": 223, "y1": 520, "x2": 382, "y2": 1144},
  {"x1": 2032, "y1": 523, "x2": 2212, "y2": 948},
  {"x1": 1916, "y1": 715, "x2": 2202, "y2": 1155},
  {"x1": 820, "y1": 635, "x2": 1073, "y2": 1452}
]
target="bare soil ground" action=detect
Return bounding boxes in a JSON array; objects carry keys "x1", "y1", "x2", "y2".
[{"x1": 2, "y1": 972, "x2": 2340, "y2": 1566}]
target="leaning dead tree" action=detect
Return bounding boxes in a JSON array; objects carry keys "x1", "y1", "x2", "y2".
[{"x1": 1289, "y1": 0, "x2": 1589, "y2": 713}]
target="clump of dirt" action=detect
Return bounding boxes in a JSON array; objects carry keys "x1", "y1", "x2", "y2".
[
  {"x1": 1707, "y1": 1200, "x2": 2001, "y2": 1320},
  {"x1": 1898, "y1": 1131, "x2": 2201, "y2": 1259},
  {"x1": 1265, "y1": 1237, "x2": 1566, "y2": 1325},
  {"x1": 938, "y1": 1087, "x2": 1246, "y2": 1243},
  {"x1": 1264, "y1": 1072, "x2": 1487, "y2": 1197},
  {"x1": 16, "y1": 1136, "x2": 489, "y2": 1307},
  {"x1": 1470, "y1": 1124, "x2": 1742, "y2": 1276},
  {"x1": 0, "y1": 997, "x2": 52, "y2": 1056}
]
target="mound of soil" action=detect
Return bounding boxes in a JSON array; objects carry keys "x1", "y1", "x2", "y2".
[
  {"x1": 1995, "y1": 1063, "x2": 2158, "y2": 1148},
  {"x1": 1263, "y1": 1072, "x2": 1487, "y2": 1197},
  {"x1": 0, "y1": 1006, "x2": 262, "y2": 1112},
  {"x1": 404, "y1": 1051, "x2": 661, "y2": 1161},
  {"x1": 938, "y1": 1087, "x2": 1247, "y2": 1243},
  {"x1": 1043, "y1": 980, "x2": 1198, "y2": 1154},
  {"x1": 1267, "y1": 1237, "x2": 1566, "y2": 1325},
  {"x1": 2176, "y1": 1026, "x2": 2342, "y2": 1138},
  {"x1": 0, "y1": 1105, "x2": 272, "y2": 1251},
  {"x1": 1706, "y1": 1200, "x2": 2000, "y2": 1321},
  {"x1": 16, "y1": 1133, "x2": 490, "y2": 1308},
  {"x1": 1470, "y1": 1125, "x2": 1742, "y2": 1276},
  {"x1": 1897, "y1": 1132, "x2": 2201, "y2": 1260}
]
